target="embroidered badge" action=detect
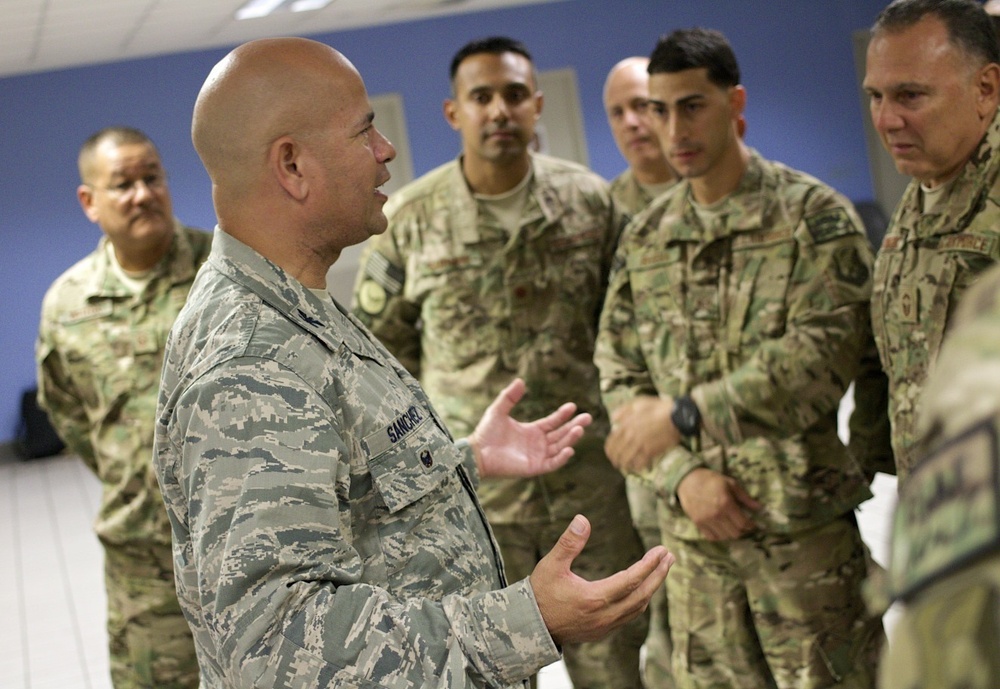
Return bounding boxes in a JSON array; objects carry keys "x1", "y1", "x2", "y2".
[{"x1": 357, "y1": 280, "x2": 388, "y2": 315}]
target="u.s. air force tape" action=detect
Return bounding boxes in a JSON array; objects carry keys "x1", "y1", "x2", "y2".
[{"x1": 888, "y1": 418, "x2": 1000, "y2": 601}]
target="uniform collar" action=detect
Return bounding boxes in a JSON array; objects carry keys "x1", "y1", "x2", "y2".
[
  {"x1": 893, "y1": 107, "x2": 1000, "y2": 239},
  {"x1": 207, "y1": 227, "x2": 383, "y2": 361},
  {"x1": 447, "y1": 153, "x2": 569, "y2": 244},
  {"x1": 83, "y1": 218, "x2": 196, "y2": 299},
  {"x1": 665, "y1": 149, "x2": 769, "y2": 242}
]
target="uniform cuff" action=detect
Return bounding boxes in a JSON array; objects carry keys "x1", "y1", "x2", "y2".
[
  {"x1": 653, "y1": 445, "x2": 705, "y2": 509},
  {"x1": 692, "y1": 382, "x2": 743, "y2": 446}
]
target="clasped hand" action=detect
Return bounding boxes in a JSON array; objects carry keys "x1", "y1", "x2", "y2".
[{"x1": 605, "y1": 395, "x2": 680, "y2": 474}]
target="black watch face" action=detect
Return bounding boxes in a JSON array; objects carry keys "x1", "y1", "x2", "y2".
[
  {"x1": 674, "y1": 398, "x2": 698, "y2": 436},
  {"x1": 681, "y1": 407, "x2": 695, "y2": 427},
  {"x1": 681, "y1": 409, "x2": 696, "y2": 433}
]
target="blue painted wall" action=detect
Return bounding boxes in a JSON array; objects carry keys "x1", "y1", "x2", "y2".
[{"x1": 0, "y1": 0, "x2": 888, "y2": 443}]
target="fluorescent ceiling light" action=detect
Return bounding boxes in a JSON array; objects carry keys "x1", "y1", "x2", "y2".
[
  {"x1": 235, "y1": 0, "x2": 286, "y2": 20},
  {"x1": 235, "y1": 0, "x2": 334, "y2": 20},
  {"x1": 290, "y1": 0, "x2": 335, "y2": 11}
]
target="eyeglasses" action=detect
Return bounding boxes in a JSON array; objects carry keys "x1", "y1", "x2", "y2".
[{"x1": 92, "y1": 171, "x2": 168, "y2": 200}]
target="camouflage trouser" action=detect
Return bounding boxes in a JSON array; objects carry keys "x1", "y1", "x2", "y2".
[
  {"x1": 491, "y1": 496, "x2": 647, "y2": 689},
  {"x1": 626, "y1": 477, "x2": 676, "y2": 689},
  {"x1": 662, "y1": 513, "x2": 884, "y2": 689},
  {"x1": 103, "y1": 541, "x2": 199, "y2": 689},
  {"x1": 879, "y1": 556, "x2": 1000, "y2": 689}
]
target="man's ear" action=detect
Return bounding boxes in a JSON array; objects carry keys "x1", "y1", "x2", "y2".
[
  {"x1": 533, "y1": 90, "x2": 544, "y2": 122},
  {"x1": 976, "y1": 63, "x2": 1000, "y2": 120},
  {"x1": 729, "y1": 84, "x2": 747, "y2": 117},
  {"x1": 443, "y1": 98, "x2": 461, "y2": 131},
  {"x1": 271, "y1": 136, "x2": 309, "y2": 200},
  {"x1": 77, "y1": 185, "x2": 100, "y2": 223}
]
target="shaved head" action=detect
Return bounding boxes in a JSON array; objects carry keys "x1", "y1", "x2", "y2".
[
  {"x1": 192, "y1": 37, "x2": 361, "y2": 198},
  {"x1": 191, "y1": 37, "x2": 395, "y2": 286},
  {"x1": 603, "y1": 55, "x2": 675, "y2": 185},
  {"x1": 603, "y1": 56, "x2": 650, "y2": 102}
]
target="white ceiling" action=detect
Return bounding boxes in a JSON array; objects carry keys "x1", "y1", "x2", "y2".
[{"x1": 1, "y1": 0, "x2": 560, "y2": 78}]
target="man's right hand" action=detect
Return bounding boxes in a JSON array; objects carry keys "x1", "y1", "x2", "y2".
[
  {"x1": 676, "y1": 467, "x2": 761, "y2": 541},
  {"x1": 529, "y1": 515, "x2": 673, "y2": 646}
]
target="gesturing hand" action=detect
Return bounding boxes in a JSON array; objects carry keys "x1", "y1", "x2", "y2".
[
  {"x1": 469, "y1": 378, "x2": 593, "y2": 478},
  {"x1": 530, "y1": 515, "x2": 674, "y2": 645}
]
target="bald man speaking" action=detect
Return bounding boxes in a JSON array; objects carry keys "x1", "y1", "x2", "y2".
[{"x1": 153, "y1": 38, "x2": 672, "y2": 689}]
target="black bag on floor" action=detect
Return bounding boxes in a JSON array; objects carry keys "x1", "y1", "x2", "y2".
[{"x1": 16, "y1": 387, "x2": 65, "y2": 459}]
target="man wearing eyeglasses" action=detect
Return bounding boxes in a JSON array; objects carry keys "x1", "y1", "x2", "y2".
[{"x1": 36, "y1": 126, "x2": 209, "y2": 689}]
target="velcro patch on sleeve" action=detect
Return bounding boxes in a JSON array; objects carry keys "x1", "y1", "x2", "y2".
[
  {"x1": 805, "y1": 207, "x2": 855, "y2": 244},
  {"x1": 888, "y1": 419, "x2": 1000, "y2": 601}
]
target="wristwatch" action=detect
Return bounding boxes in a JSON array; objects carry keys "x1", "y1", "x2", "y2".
[{"x1": 671, "y1": 395, "x2": 701, "y2": 437}]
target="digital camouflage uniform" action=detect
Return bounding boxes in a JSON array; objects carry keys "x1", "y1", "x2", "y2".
[
  {"x1": 154, "y1": 228, "x2": 560, "y2": 689},
  {"x1": 353, "y1": 153, "x2": 647, "y2": 689},
  {"x1": 595, "y1": 151, "x2": 884, "y2": 689},
  {"x1": 872, "y1": 108, "x2": 1000, "y2": 483},
  {"x1": 609, "y1": 166, "x2": 679, "y2": 689},
  {"x1": 36, "y1": 221, "x2": 210, "y2": 689},
  {"x1": 879, "y1": 264, "x2": 1000, "y2": 689}
]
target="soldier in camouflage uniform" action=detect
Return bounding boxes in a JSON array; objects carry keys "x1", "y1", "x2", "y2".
[
  {"x1": 595, "y1": 29, "x2": 884, "y2": 689},
  {"x1": 352, "y1": 37, "x2": 648, "y2": 689},
  {"x1": 863, "y1": 0, "x2": 1000, "y2": 483},
  {"x1": 156, "y1": 37, "x2": 672, "y2": 689},
  {"x1": 877, "y1": 263, "x2": 1000, "y2": 689},
  {"x1": 36, "y1": 127, "x2": 208, "y2": 689},
  {"x1": 603, "y1": 55, "x2": 678, "y2": 689},
  {"x1": 604, "y1": 56, "x2": 677, "y2": 218}
]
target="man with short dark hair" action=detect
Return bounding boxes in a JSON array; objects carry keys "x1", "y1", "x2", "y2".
[
  {"x1": 352, "y1": 35, "x2": 649, "y2": 689},
  {"x1": 596, "y1": 27, "x2": 883, "y2": 689},
  {"x1": 37, "y1": 126, "x2": 208, "y2": 688}
]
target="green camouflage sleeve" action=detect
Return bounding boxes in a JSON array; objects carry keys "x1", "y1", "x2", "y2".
[
  {"x1": 162, "y1": 359, "x2": 556, "y2": 687},
  {"x1": 35, "y1": 316, "x2": 96, "y2": 468},
  {"x1": 605, "y1": 200, "x2": 629, "y2": 280},
  {"x1": 595, "y1": 248, "x2": 660, "y2": 414},
  {"x1": 351, "y1": 216, "x2": 422, "y2": 378},
  {"x1": 692, "y1": 194, "x2": 873, "y2": 447},
  {"x1": 596, "y1": 233, "x2": 704, "y2": 494}
]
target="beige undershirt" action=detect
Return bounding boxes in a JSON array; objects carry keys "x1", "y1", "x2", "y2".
[
  {"x1": 640, "y1": 179, "x2": 676, "y2": 200},
  {"x1": 474, "y1": 168, "x2": 533, "y2": 234},
  {"x1": 310, "y1": 288, "x2": 334, "y2": 305},
  {"x1": 691, "y1": 192, "x2": 732, "y2": 234},
  {"x1": 106, "y1": 241, "x2": 155, "y2": 295},
  {"x1": 920, "y1": 177, "x2": 958, "y2": 214}
]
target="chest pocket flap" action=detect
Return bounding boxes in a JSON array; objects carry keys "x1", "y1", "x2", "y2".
[{"x1": 362, "y1": 409, "x2": 463, "y2": 514}]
